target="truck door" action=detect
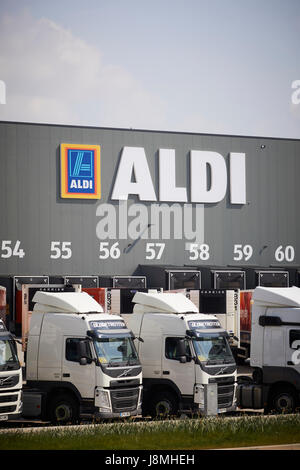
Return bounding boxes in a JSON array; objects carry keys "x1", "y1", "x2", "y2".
[
  {"x1": 162, "y1": 336, "x2": 195, "y2": 397},
  {"x1": 62, "y1": 337, "x2": 95, "y2": 398},
  {"x1": 264, "y1": 327, "x2": 285, "y2": 366}
]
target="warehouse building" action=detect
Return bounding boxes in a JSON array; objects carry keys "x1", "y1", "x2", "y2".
[{"x1": 0, "y1": 120, "x2": 300, "y2": 332}]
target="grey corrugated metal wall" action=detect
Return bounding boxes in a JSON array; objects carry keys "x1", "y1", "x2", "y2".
[{"x1": 0, "y1": 121, "x2": 299, "y2": 276}]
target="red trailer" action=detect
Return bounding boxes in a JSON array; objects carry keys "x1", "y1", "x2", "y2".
[
  {"x1": 238, "y1": 290, "x2": 253, "y2": 361},
  {"x1": 0, "y1": 286, "x2": 6, "y2": 326}
]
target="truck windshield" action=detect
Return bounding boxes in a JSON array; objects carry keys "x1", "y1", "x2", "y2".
[
  {"x1": 193, "y1": 333, "x2": 234, "y2": 365},
  {"x1": 94, "y1": 336, "x2": 139, "y2": 366},
  {"x1": 0, "y1": 338, "x2": 20, "y2": 371}
]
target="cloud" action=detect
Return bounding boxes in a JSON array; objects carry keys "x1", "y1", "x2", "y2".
[{"x1": 0, "y1": 11, "x2": 167, "y2": 128}]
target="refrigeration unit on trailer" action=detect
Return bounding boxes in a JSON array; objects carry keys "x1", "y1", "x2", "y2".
[
  {"x1": 198, "y1": 289, "x2": 240, "y2": 354},
  {"x1": 0, "y1": 319, "x2": 22, "y2": 421},
  {"x1": 122, "y1": 292, "x2": 237, "y2": 417},
  {"x1": 0, "y1": 275, "x2": 49, "y2": 335},
  {"x1": 22, "y1": 291, "x2": 142, "y2": 423},
  {"x1": 237, "y1": 287, "x2": 300, "y2": 413},
  {"x1": 20, "y1": 283, "x2": 79, "y2": 352}
]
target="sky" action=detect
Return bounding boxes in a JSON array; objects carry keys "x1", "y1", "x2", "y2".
[{"x1": 0, "y1": 0, "x2": 300, "y2": 138}]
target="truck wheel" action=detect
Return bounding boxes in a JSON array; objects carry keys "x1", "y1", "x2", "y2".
[
  {"x1": 48, "y1": 393, "x2": 79, "y2": 424},
  {"x1": 149, "y1": 391, "x2": 178, "y2": 418},
  {"x1": 269, "y1": 386, "x2": 298, "y2": 414}
]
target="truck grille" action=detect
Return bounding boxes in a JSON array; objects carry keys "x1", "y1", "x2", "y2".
[
  {"x1": 110, "y1": 388, "x2": 139, "y2": 413},
  {"x1": 0, "y1": 394, "x2": 18, "y2": 403},
  {"x1": 0, "y1": 405, "x2": 17, "y2": 413},
  {"x1": 0, "y1": 375, "x2": 19, "y2": 388},
  {"x1": 209, "y1": 377, "x2": 235, "y2": 408}
]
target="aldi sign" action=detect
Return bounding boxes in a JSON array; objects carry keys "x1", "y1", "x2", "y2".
[{"x1": 60, "y1": 143, "x2": 101, "y2": 199}]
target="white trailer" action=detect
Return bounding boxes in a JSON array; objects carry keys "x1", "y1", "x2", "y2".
[
  {"x1": 22, "y1": 291, "x2": 142, "y2": 423},
  {"x1": 122, "y1": 292, "x2": 237, "y2": 417},
  {"x1": 237, "y1": 286, "x2": 300, "y2": 412}
]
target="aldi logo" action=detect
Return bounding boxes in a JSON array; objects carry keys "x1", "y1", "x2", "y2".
[{"x1": 60, "y1": 143, "x2": 101, "y2": 199}]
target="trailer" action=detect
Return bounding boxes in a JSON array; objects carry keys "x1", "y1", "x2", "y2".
[{"x1": 237, "y1": 287, "x2": 300, "y2": 413}]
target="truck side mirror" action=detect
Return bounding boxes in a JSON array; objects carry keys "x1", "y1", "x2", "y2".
[
  {"x1": 78, "y1": 340, "x2": 91, "y2": 365},
  {"x1": 178, "y1": 338, "x2": 187, "y2": 362},
  {"x1": 133, "y1": 336, "x2": 144, "y2": 343}
]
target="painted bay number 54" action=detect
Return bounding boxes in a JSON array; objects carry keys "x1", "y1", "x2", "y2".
[{"x1": 1, "y1": 240, "x2": 25, "y2": 258}]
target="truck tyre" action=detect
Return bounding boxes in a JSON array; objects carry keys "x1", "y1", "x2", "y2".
[
  {"x1": 269, "y1": 386, "x2": 298, "y2": 414},
  {"x1": 48, "y1": 393, "x2": 79, "y2": 424},
  {"x1": 148, "y1": 391, "x2": 178, "y2": 418}
]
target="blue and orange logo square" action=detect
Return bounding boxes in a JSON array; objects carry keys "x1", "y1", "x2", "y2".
[{"x1": 60, "y1": 143, "x2": 101, "y2": 199}]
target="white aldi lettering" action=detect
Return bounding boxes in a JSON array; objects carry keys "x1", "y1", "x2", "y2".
[
  {"x1": 111, "y1": 147, "x2": 246, "y2": 204},
  {"x1": 70, "y1": 179, "x2": 93, "y2": 189}
]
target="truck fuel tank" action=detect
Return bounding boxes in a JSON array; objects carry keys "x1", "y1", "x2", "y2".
[{"x1": 237, "y1": 383, "x2": 263, "y2": 409}]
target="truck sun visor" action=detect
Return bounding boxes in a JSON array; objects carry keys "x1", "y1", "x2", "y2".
[
  {"x1": 132, "y1": 292, "x2": 198, "y2": 313},
  {"x1": 32, "y1": 291, "x2": 104, "y2": 313}
]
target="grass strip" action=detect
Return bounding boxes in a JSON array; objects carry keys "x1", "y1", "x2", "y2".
[{"x1": 1, "y1": 414, "x2": 300, "y2": 450}]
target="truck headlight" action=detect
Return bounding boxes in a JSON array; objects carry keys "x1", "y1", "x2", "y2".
[{"x1": 95, "y1": 388, "x2": 111, "y2": 411}]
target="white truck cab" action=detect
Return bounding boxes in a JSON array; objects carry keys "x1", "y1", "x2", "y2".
[
  {"x1": 122, "y1": 292, "x2": 237, "y2": 417},
  {"x1": 23, "y1": 291, "x2": 142, "y2": 423},
  {"x1": 0, "y1": 319, "x2": 22, "y2": 421},
  {"x1": 238, "y1": 287, "x2": 300, "y2": 412}
]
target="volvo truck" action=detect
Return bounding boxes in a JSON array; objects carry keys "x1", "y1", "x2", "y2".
[
  {"x1": 122, "y1": 292, "x2": 237, "y2": 417},
  {"x1": 0, "y1": 319, "x2": 22, "y2": 421},
  {"x1": 21, "y1": 291, "x2": 142, "y2": 423},
  {"x1": 237, "y1": 286, "x2": 300, "y2": 413}
]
